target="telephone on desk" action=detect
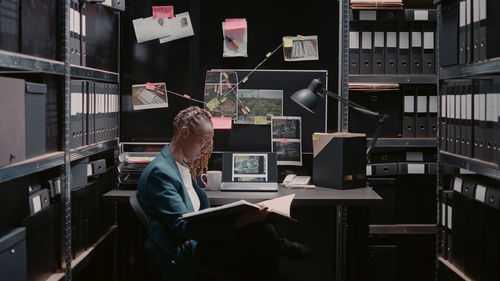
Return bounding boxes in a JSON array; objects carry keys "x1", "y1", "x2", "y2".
[{"x1": 282, "y1": 174, "x2": 315, "y2": 189}]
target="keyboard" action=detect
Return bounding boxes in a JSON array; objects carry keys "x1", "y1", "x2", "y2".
[
  {"x1": 136, "y1": 88, "x2": 165, "y2": 104},
  {"x1": 220, "y1": 182, "x2": 278, "y2": 191}
]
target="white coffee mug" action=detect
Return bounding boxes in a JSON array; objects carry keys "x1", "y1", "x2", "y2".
[{"x1": 201, "y1": 171, "x2": 222, "y2": 191}]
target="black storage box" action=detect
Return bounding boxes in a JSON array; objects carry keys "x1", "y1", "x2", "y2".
[
  {"x1": 21, "y1": 0, "x2": 58, "y2": 60},
  {"x1": 0, "y1": 227, "x2": 27, "y2": 281},
  {"x1": 25, "y1": 82, "x2": 47, "y2": 159},
  {"x1": 0, "y1": 77, "x2": 26, "y2": 167},
  {"x1": 71, "y1": 157, "x2": 89, "y2": 190},
  {"x1": 0, "y1": 0, "x2": 20, "y2": 52},
  {"x1": 22, "y1": 204, "x2": 59, "y2": 281},
  {"x1": 312, "y1": 133, "x2": 367, "y2": 189}
]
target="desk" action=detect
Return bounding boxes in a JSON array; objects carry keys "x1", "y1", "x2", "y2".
[{"x1": 104, "y1": 186, "x2": 382, "y2": 281}]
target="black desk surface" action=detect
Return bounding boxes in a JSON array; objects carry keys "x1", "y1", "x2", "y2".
[{"x1": 104, "y1": 186, "x2": 382, "y2": 206}]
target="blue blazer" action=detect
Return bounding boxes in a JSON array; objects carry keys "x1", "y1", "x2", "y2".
[{"x1": 137, "y1": 145, "x2": 234, "y2": 281}]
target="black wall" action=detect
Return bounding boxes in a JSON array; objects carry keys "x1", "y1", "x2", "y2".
[{"x1": 120, "y1": 0, "x2": 339, "y2": 142}]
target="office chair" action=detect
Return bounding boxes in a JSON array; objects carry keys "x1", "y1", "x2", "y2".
[
  {"x1": 130, "y1": 192, "x2": 236, "y2": 281},
  {"x1": 129, "y1": 192, "x2": 164, "y2": 281}
]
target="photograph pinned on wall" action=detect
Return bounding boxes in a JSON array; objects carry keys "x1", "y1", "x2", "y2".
[
  {"x1": 232, "y1": 153, "x2": 268, "y2": 182},
  {"x1": 234, "y1": 89, "x2": 283, "y2": 125},
  {"x1": 133, "y1": 16, "x2": 172, "y2": 43},
  {"x1": 159, "y1": 12, "x2": 195, "y2": 43},
  {"x1": 132, "y1": 82, "x2": 168, "y2": 110},
  {"x1": 282, "y1": 35, "x2": 319, "y2": 61},
  {"x1": 222, "y1": 18, "x2": 248, "y2": 57},
  {"x1": 203, "y1": 71, "x2": 239, "y2": 120},
  {"x1": 271, "y1": 116, "x2": 302, "y2": 165}
]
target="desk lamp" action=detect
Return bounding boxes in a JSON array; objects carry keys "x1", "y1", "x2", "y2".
[{"x1": 291, "y1": 78, "x2": 389, "y2": 162}]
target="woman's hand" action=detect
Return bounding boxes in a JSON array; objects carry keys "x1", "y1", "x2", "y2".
[{"x1": 233, "y1": 205, "x2": 269, "y2": 229}]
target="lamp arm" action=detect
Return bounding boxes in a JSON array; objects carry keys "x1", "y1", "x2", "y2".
[
  {"x1": 322, "y1": 89, "x2": 389, "y2": 161},
  {"x1": 323, "y1": 90, "x2": 384, "y2": 119}
]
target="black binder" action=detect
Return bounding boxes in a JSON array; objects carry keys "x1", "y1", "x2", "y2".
[
  {"x1": 360, "y1": 23, "x2": 373, "y2": 74},
  {"x1": 422, "y1": 23, "x2": 435, "y2": 74},
  {"x1": 403, "y1": 86, "x2": 416, "y2": 138},
  {"x1": 456, "y1": 80, "x2": 464, "y2": 156},
  {"x1": 385, "y1": 24, "x2": 398, "y2": 74},
  {"x1": 70, "y1": 81, "x2": 78, "y2": 149},
  {"x1": 428, "y1": 91, "x2": 438, "y2": 138},
  {"x1": 410, "y1": 23, "x2": 423, "y2": 74},
  {"x1": 440, "y1": 2, "x2": 459, "y2": 66},
  {"x1": 70, "y1": 0, "x2": 81, "y2": 65},
  {"x1": 472, "y1": 0, "x2": 481, "y2": 62},
  {"x1": 444, "y1": 190, "x2": 453, "y2": 261},
  {"x1": 464, "y1": 80, "x2": 473, "y2": 157},
  {"x1": 372, "y1": 24, "x2": 385, "y2": 74},
  {"x1": 466, "y1": 0, "x2": 472, "y2": 63},
  {"x1": 416, "y1": 86, "x2": 428, "y2": 138},
  {"x1": 81, "y1": 3, "x2": 87, "y2": 66},
  {"x1": 473, "y1": 80, "x2": 481, "y2": 159},
  {"x1": 447, "y1": 81, "x2": 456, "y2": 153},
  {"x1": 95, "y1": 83, "x2": 103, "y2": 143},
  {"x1": 440, "y1": 85, "x2": 447, "y2": 151},
  {"x1": 451, "y1": 177, "x2": 466, "y2": 271},
  {"x1": 398, "y1": 23, "x2": 410, "y2": 74},
  {"x1": 478, "y1": 80, "x2": 488, "y2": 161},
  {"x1": 459, "y1": 0, "x2": 467, "y2": 64},
  {"x1": 0, "y1": 0, "x2": 20, "y2": 52},
  {"x1": 496, "y1": 78, "x2": 500, "y2": 165},
  {"x1": 83, "y1": 81, "x2": 88, "y2": 146},
  {"x1": 485, "y1": 82, "x2": 495, "y2": 163},
  {"x1": 349, "y1": 22, "x2": 360, "y2": 74},
  {"x1": 88, "y1": 82, "x2": 95, "y2": 145},
  {"x1": 479, "y1": 0, "x2": 487, "y2": 61}
]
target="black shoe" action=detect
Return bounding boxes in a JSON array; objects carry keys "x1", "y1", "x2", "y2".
[{"x1": 280, "y1": 241, "x2": 312, "y2": 259}]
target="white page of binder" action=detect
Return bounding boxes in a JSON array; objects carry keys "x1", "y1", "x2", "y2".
[
  {"x1": 386, "y1": 32, "x2": 397, "y2": 48},
  {"x1": 407, "y1": 163, "x2": 425, "y2": 174},
  {"x1": 475, "y1": 184, "x2": 487, "y2": 202},
  {"x1": 350, "y1": 32, "x2": 359, "y2": 49},
  {"x1": 399, "y1": 32, "x2": 409, "y2": 49},
  {"x1": 374, "y1": 32, "x2": 384, "y2": 47},
  {"x1": 404, "y1": 96, "x2": 414, "y2": 113},
  {"x1": 362, "y1": 32, "x2": 372, "y2": 49},
  {"x1": 480, "y1": 0, "x2": 487, "y2": 20},
  {"x1": 459, "y1": 1, "x2": 466, "y2": 27},
  {"x1": 429, "y1": 96, "x2": 438, "y2": 113},
  {"x1": 424, "y1": 32, "x2": 434, "y2": 49},
  {"x1": 414, "y1": 10, "x2": 428, "y2": 21},
  {"x1": 466, "y1": 94, "x2": 472, "y2": 119},
  {"x1": 453, "y1": 177, "x2": 463, "y2": 192},
  {"x1": 417, "y1": 96, "x2": 427, "y2": 113}
]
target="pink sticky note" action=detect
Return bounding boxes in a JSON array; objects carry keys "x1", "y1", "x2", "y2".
[
  {"x1": 241, "y1": 107, "x2": 247, "y2": 115},
  {"x1": 152, "y1": 6, "x2": 174, "y2": 19},
  {"x1": 212, "y1": 117, "x2": 232, "y2": 130},
  {"x1": 156, "y1": 89, "x2": 165, "y2": 95},
  {"x1": 183, "y1": 94, "x2": 191, "y2": 99},
  {"x1": 226, "y1": 82, "x2": 232, "y2": 89},
  {"x1": 224, "y1": 18, "x2": 247, "y2": 31},
  {"x1": 281, "y1": 138, "x2": 288, "y2": 144},
  {"x1": 146, "y1": 82, "x2": 156, "y2": 90}
]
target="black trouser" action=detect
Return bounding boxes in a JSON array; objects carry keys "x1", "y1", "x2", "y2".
[{"x1": 197, "y1": 222, "x2": 286, "y2": 281}]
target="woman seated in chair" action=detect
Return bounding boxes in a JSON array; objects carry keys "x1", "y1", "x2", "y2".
[{"x1": 137, "y1": 106, "x2": 310, "y2": 281}]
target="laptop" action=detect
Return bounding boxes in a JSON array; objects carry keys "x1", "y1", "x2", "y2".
[{"x1": 220, "y1": 152, "x2": 279, "y2": 191}]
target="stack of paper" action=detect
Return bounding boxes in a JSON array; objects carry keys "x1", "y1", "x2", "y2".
[{"x1": 350, "y1": 0, "x2": 403, "y2": 10}]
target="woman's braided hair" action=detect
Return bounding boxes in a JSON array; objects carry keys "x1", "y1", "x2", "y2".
[{"x1": 173, "y1": 106, "x2": 213, "y2": 179}]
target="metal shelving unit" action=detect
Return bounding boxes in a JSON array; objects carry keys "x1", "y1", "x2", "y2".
[
  {"x1": 0, "y1": 50, "x2": 65, "y2": 75},
  {"x1": 439, "y1": 151, "x2": 500, "y2": 181},
  {"x1": 369, "y1": 224, "x2": 436, "y2": 235},
  {"x1": 0, "y1": 0, "x2": 121, "y2": 280},
  {"x1": 46, "y1": 226, "x2": 117, "y2": 281},
  {"x1": 0, "y1": 50, "x2": 119, "y2": 83},
  {"x1": 349, "y1": 74, "x2": 437, "y2": 84},
  {"x1": 439, "y1": 57, "x2": 500, "y2": 80},
  {"x1": 0, "y1": 139, "x2": 118, "y2": 184},
  {"x1": 437, "y1": 257, "x2": 474, "y2": 281},
  {"x1": 368, "y1": 138, "x2": 438, "y2": 148}
]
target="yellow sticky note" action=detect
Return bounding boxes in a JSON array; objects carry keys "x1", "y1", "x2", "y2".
[
  {"x1": 214, "y1": 85, "x2": 218, "y2": 93},
  {"x1": 254, "y1": 116, "x2": 269, "y2": 125},
  {"x1": 220, "y1": 97, "x2": 228, "y2": 103},
  {"x1": 242, "y1": 76, "x2": 249, "y2": 83},
  {"x1": 205, "y1": 97, "x2": 220, "y2": 111},
  {"x1": 245, "y1": 106, "x2": 251, "y2": 113},
  {"x1": 222, "y1": 72, "x2": 229, "y2": 79},
  {"x1": 266, "y1": 113, "x2": 274, "y2": 117},
  {"x1": 283, "y1": 36, "x2": 293, "y2": 48},
  {"x1": 297, "y1": 35, "x2": 305, "y2": 40},
  {"x1": 266, "y1": 52, "x2": 272, "y2": 58}
]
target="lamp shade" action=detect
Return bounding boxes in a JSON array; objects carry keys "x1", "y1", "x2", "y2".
[{"x1": 290, "y1": 78, "x2": 325, "y2": 113}]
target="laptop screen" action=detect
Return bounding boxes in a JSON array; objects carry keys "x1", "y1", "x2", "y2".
[{"x1": 222, "y1": 152, "x2": 277, "y2": 183}]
